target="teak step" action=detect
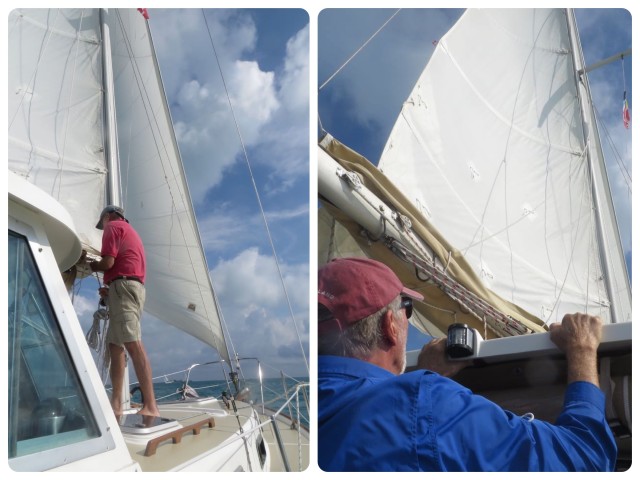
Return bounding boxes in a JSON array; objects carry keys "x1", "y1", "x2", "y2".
[{"x1": 144, "y1": 418, "x2": 216, "y2": 456}]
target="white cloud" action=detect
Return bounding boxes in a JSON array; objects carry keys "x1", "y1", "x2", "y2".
[
  {"x1": 197, "y1": 202, "x2": 309, "y2": 252},
  {"x1": 279, "y1": 24, "x2": 310, "y2": 114},
  {"x1": 212, "y1": 247, "x2": 295, "y2": 308},
  {"x1": 228, "y1": 61, "x2": 279, "y2": 127},
  {"x1": 211, "y1": 247, "x2": 309, "y2": 330},
  {"x1": 150, "y1": 9, "x2": 306, "y2": 205}
]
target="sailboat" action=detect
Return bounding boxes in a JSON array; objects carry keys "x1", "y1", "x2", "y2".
[
  {"x1": 318, "y1": 8, "x2": 631, "y2": 468},
  {"x1": 8, "y1": 8, "x2": 308, "y2": 471}
]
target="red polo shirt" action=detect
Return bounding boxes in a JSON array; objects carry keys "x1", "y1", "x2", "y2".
[{"x1": 101, "y1": 219, "x2": 146, "y2": 285}]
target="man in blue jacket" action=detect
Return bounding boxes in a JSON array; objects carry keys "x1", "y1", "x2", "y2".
[{"x1": 318, "y1": 257, "x2": 617, "y2": 471}]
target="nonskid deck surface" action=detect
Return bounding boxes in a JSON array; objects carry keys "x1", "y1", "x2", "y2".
[{"x1": 120, "y1": 398, "x2": 308, "y2": 471}]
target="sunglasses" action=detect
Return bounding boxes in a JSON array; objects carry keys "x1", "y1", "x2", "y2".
[{"x1": 400, "y1": 297, "x2": 413, "y2": 319}]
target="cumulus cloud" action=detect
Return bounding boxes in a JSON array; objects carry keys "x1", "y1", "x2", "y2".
[
  {"x1": 279, "y1": 24, "x2": 310, "y2": 114},
  {"x1": 150, "y1": 9, "x2": 309, "y2": 205},
  {"x1": 208, "y1": 248, "x2": 309, "y2": 374}
]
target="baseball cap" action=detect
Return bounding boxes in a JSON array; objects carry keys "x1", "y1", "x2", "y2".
[
  {"x1": 95, "y1": 205, "x2": 128, "y2": 229},
  {"x1": 318, "y1": 257, "x2": 423, "y2": 335}
]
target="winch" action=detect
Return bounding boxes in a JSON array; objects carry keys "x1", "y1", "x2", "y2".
[{"x1": 446, "y1": 323, "x2": 483, "y2": 359}]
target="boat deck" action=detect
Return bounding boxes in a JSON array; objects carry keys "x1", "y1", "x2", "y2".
[{"x1": 121, "y1": 398, "x2": 308, "y2": 471}]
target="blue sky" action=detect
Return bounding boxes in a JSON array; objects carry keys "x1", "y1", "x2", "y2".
[
  {"x1": 67, "y1": 8, "x2": 310, "y2": 382},
  {"x1": 151, "y1": 9, "x2": 310, "y2": 378},
  {"x1": 318, "y1": 8, "x2": 633, "y2": 351}
]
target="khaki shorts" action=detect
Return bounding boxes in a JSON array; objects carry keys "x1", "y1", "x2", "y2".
[{"x1": 107, "y1": 279, "x2": 146, "y2": 346}]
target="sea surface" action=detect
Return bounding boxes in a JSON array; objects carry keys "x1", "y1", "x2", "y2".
[{"x1": 133, "y1": 376, "x2": 310, "y2": 428}]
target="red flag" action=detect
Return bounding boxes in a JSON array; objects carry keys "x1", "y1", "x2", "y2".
[
  {"x1": 137, "y1": 8, "x2": 149, "y2": 19},
  {"x1": 623, "y1": 98, "x2": 630, "y2": 129}
]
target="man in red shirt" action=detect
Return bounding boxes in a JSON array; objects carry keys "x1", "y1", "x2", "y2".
[{"x1": 89, "y1": 205, "x2": 159, "y2": 418}]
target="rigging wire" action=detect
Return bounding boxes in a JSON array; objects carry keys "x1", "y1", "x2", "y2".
[
  {"x1": 201, "y1": 9, "x2": 309, "y2": 375},
  {"x1": 319, "y1": 9, "x2": 401, "y2": 91}
]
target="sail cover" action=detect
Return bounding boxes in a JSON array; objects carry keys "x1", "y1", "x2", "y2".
[
  {"x1": 377, "y1": 9, "x2": 631, "y2": 325},
  {"x1": 8, "y1": 9, "x2": 231, "y2": 363}
]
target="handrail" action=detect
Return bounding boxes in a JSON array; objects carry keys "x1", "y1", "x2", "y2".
[{"x1": 144, "y1": 418, "x2": 216, "y2": 456}]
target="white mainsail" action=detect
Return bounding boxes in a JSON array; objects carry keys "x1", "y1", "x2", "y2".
[
  {"x1": 378, "y1": 9, "x2": 630, "y2": 326},
  {"x1": 319, "y1": 8, "x2": 631, "y2": 336},
  {"x1": 8, "y1": 8, "x2": 231, "y2": 363},
  {"x1": 8, "y1": 9, "x2": 107, "y2": 253},
  {"x1": 108, "y1": 9, "x2": 231, "y2": 363}
]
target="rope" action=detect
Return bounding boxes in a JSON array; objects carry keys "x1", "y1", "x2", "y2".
[
  {"x1": 86, "y1": 306, "x2": 111, "y2": 381},
  {"x1": 388, "y1": 238, "x2": 534, "y2": 337},
  {"x1": 319, "y1": 9, "x2": 402, "y2": 91},
  {"x1": 201, "y1": 9, "x2": 309, "y2": 376}
]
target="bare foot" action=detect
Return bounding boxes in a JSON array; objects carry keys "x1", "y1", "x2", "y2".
[{"x1": 137, "y1": 405, "x2": 160, "y2": 417}]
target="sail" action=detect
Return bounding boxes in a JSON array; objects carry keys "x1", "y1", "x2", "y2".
[
  {"x1": 8, "y1": 9, "x2": 107, "y2": 253},
  {"x1": 106, "y1": 9, "x2": 231, "y2": 362},
  {"x1": 376, "y1": 9, "x2": 631, "y2": 326},
  {"x1": 8, "y1": 9, "x2": 231, "y2": 363},
  {"x1": 319, "y1": 136, "x2": 547, "y2": 338}
]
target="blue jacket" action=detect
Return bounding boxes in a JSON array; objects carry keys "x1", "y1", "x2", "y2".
[{"x1": 318, "y1": 355, "x2": 617, "y2": 471}]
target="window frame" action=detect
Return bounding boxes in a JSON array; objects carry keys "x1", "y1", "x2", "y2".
[{"x1": 8, "y1": 218, "x2": 119, "y2": 471}]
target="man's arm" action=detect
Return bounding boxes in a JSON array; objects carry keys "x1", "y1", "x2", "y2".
[
  {"x1": 549, "y1": 313, "x2": 601, "y2": 386},
  {"x1": 416, "y1": 337, "x2": 470, "y2": 377},
  {"x1": 89, "y1": 256, "x2": 115, "y2": 273}
]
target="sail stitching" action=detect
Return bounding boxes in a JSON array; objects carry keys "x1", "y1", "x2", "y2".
[
  {"x1": 9, "y1": 10, "x2": 62, "y2": 181},
  {"x1": 399, "y1": 108, "x2": 570, "y2": 295},
  {"x1": 55, "y1": 10, "x2": 88, "y2": 200}
]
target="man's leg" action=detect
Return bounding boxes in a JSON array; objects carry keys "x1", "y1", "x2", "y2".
[
  {"x1": 124, "y1": 340, "x2": 160, "y2": 416},
  {"x1": 109, "y1": 343, "x2": 126, "y2": 417}
]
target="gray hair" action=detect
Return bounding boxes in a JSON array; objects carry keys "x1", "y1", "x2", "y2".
[{"x1": 318, "y1": 296, "x2": 402, "y2": 359}]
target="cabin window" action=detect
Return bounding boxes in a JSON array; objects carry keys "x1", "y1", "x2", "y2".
[{"x1": 8, "y1": 232, "x2": 100, "y2": 459}]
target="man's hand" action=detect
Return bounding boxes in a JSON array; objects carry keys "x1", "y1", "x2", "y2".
[
  {"x1": 549, "y1": 313, "x2": 602, "y2": 387},
  {"x1": 89, "y1": 255, "x2": 115, "y2": 273},
  {"x1": 417, "y1": 337, "x2": 470, "y2": 378}
]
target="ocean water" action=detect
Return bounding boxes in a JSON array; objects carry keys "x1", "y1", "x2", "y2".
[{"x1": 133, "y1": 376, "x2": 310, "y2": 428}]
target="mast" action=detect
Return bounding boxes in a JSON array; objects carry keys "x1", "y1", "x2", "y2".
[
  {"x1": 100, "y1": 8, "x2": 129, "y2": 408},
  {"x1": 566, "y1": 8, "x2": 631, "y2": 323},
  {"x1": 100, "y1": 8, "x2": 122, "y2": 207}
]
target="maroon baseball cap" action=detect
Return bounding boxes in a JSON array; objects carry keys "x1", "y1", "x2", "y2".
[{"x1": 318, "y1": 257, "x2": 423, "y2": 335}]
